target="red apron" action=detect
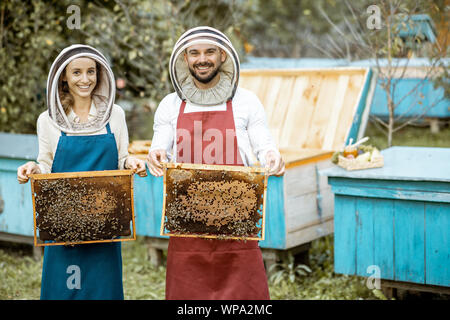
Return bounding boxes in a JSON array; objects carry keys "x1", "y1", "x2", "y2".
[{"x1": 165, "y1": 99, "x2": 270, "y2": 300}]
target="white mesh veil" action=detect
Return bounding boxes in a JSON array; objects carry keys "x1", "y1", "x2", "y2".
[
  {"x1": 46, "y1": 44, "x2": 116, "y2": 134},
  {"x1": 169, "y1": 26, "x2": 240, "y2": 106}
]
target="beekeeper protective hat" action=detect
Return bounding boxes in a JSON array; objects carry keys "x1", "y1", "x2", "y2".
[
  {"x1": 169, "y1": 26, "x2": 240, "y2": 106},
  {"x1": 46, "y1": 44, "x2": 116, "y2": 134}
]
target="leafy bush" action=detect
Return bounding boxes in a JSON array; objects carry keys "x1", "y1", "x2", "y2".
[{"x1": 0, "y1": 0, "x2": 251, "y2": 135}]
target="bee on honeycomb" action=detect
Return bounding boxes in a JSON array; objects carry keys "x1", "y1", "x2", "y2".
[
  {"x1": 164, "y1": 168, "x2": 265, "y2": 239},
  {"x1": 34, "y1": 176, "x2": 132, "y2": 244}
]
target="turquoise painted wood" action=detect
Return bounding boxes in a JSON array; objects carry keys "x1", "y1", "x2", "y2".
[
  {"x1": 372, "y1": 198, "x2": 395, "y2": 280},
  {"x1": 260, "y1": 175, "x2": 286, "y2": 249},
  {"x1": 333, "y1": 195, "x2": 356, "y2": 275},
  {"x1": 425, "y1": 202, "x2": 450, "y2": 286},
  {"x1": 394, "y1": 200, "x2": 425, "y2": 284},
  {"x1": 133, "y1": 173, "x2": 287, "y2": 249},
  {"x1": 0, "y1": 133, "x2": 39, "y2": 238},
  {"x1": 133, "y1": 171, "x2": 164, "y2": 239},
  {"x1": 322, "y1": 146, "x2": 450, "y2": 287},
  {"x1": 346, "y1": 68, "x2": 373, "y2": 145}
]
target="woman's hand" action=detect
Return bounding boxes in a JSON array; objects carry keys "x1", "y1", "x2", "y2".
[
  {"x1": 146, "y1": 149, "x2": 167, "y2": 177},
  {"x1": 17, "y1": 161, "x2": 41, "y2": 184},
  {"x1": 265, "y1": 150, "x2": 285, "y2": 176},
  {"x1": 125, "y1": 156, "x2": 147, "y2": 177}
]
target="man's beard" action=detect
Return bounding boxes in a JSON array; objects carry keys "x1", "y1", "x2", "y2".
[{"x1": 188, "y1": 63, "x2": 221, "y2": 84}]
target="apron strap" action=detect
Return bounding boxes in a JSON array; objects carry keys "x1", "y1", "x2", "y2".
[{"x1": 179, "y1": 100, "x2": 187, "y2": 114}]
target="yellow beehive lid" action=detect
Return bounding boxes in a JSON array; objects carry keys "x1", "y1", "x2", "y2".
[{"x1": 240, "y1": 68, "x2": 372, "y2": 165}]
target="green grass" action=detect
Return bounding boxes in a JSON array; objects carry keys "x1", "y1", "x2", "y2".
[
  {"x1": 0, "y1": 235, "x2": 381, "y2": 300},
  {"x1": 0, "y1": 242, "x2": 42, "y2": 299},
  {"x1": 364, "y1": 121, "x2": 450, "y2": 150}
]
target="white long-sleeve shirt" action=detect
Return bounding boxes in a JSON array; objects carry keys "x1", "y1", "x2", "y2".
[
  {"x1": 36, "y1": 103, "x2": 129, "y2": 173},
  {"x1": 150, "y1": 87, "x2": 279, "y2": 166}
]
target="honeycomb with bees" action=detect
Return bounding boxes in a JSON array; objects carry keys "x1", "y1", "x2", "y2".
[
  {"x1": 30, "y1": 170, "x2": 135, "y2": 246},
  {"x1": 161, "y1": 163, "x2": 267, "y2": 240}
]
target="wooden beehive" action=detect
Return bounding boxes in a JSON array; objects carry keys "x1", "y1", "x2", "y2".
[
  {"x1": 238, "y1": 68, "x2": 374, "y2": 248},
  {"x1": 323, "y1": 147, "x2": 450, "y2": 291},
  {"x1": 30, "y1": 170, "x2": 136, "y2": 246},
  {"x1": 160, "y1": 163, "x2": 267, "y2": 240},
  {"x1": 128, "y1": 140, "x2": 151, "y2": 161}
]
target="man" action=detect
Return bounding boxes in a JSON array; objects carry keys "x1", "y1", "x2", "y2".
[{"x1": 147, "y1": 26, "x2": 284, "y2": 300}]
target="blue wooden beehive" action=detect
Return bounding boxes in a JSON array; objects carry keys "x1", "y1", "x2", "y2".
[
  {"x1": 350, "y1": 58, "x2": 450, "y2": 121},
  {"x1": 322, "y1": 146, "x2": 450, "y2": 288}
]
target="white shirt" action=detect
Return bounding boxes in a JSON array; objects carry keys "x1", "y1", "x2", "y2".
[
  {"x1": 36, "y1": 103, "x2": 129, "y2": 173},
  {"x1": 150, "y1": 87, "x2": 279, "y2": 166}
]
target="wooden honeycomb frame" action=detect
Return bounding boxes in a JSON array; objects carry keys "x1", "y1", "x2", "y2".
[
  {"x1": 30, "y1": 170, "x2": 136, "y2": 247},
  {"x1": 161, "y1": 163, "x2": 268, "y2": 240}
]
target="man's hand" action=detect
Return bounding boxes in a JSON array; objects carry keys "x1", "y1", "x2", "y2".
[
  {"x1": 125, "y1": 156, "x2": 148, "y2": 177},
  {"x1": 265, "y1": 150, "x2": 285, "y2": 176},
  {"x1": 17, "y1": 161, "x2": 41, "y2": 184},
  {"x1": 146, "y1": 149, "x2": 167, "y2": 177}
]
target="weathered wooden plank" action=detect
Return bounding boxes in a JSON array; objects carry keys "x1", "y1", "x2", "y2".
[
  {"x1": 163, "y1": 162, "x2": 266, "y2": 173},
  {"x1": 270, "y1": 76, "x2": 297, "y2": 147},
  {"x1": 323, "y1": 147, "x2": 450, "y2": 183},
  {"x1": 330, "y1": 184, "x2": 450, "y2": 203},
  {"x1": 280, "y1": 148, "x2": 332, "y2": 168},
  {"x1": 278, "y1": 76, "x2": 309, "y2": 149},
  {"x1": 240, "y1": 68, "x2": 369, "y2": 77},
  {"x1": 285, "y1": 192, "x2": 318, "y2": 232},
  {"x1": 334, "y1": 74, "x2": 365, "y2": 149},
  {"x1": 373, "y1": 198, "x2": 395, "y2": 280},
  {"x1": 319, "y1": 185, "x2": 335, "y2": 221},
  {"x1": 394, "y1": 200, "x2": 425, "y2": 284},
  {"x1": 327, "y1": 177, "x2": 450, "y2": 195},
  {"x1": 29, "y1": 169, "x2": 133, "y2": 180},
  {"x1": 304, "y1": 75, "x2": 339, "y2": 149},
  {"x1": 262, "y1": 76, "x2": 284, "y2": 141},
  {"x1": 0, "y1": 160, "x2": 35, "y2": 237},
  {"x1": 425, "y1": 202, "x2": 450, "y2": 286},
  {"x1": 322, "y1": 75, "x2": 349, "y2": 150},
  {"x1": 283, "y1": 162, "x2": 318, "y2": 198},
  {"x1": 286, "y1": 217, "x2": 333, "y2": 249},
  {"x1": 334, "y1": 195, "x2": 357, "y2": 275},
  {"x1": 259, "y1": 175, "x2": 286, "y2": 249},
  {"x1": 293, "y1": 76, "x2": 324, "y2": 149}
]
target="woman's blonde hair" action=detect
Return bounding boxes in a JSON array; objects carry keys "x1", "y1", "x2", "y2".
[{"x1": 58, "y1": 60, "x2": 102, "y2": 114}]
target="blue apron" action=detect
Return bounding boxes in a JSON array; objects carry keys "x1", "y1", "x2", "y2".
[{"x1": 40, "y1": 123, "x2": 124, "y2": 300}]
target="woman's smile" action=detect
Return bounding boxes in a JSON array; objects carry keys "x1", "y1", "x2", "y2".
[{"x1": 63, "y1": 57, "x2": 98, "y2": 98}]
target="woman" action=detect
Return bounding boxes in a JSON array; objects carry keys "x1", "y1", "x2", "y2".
[{"x1": 17, "y1": 44, "x2": 146, "y2": 300}]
